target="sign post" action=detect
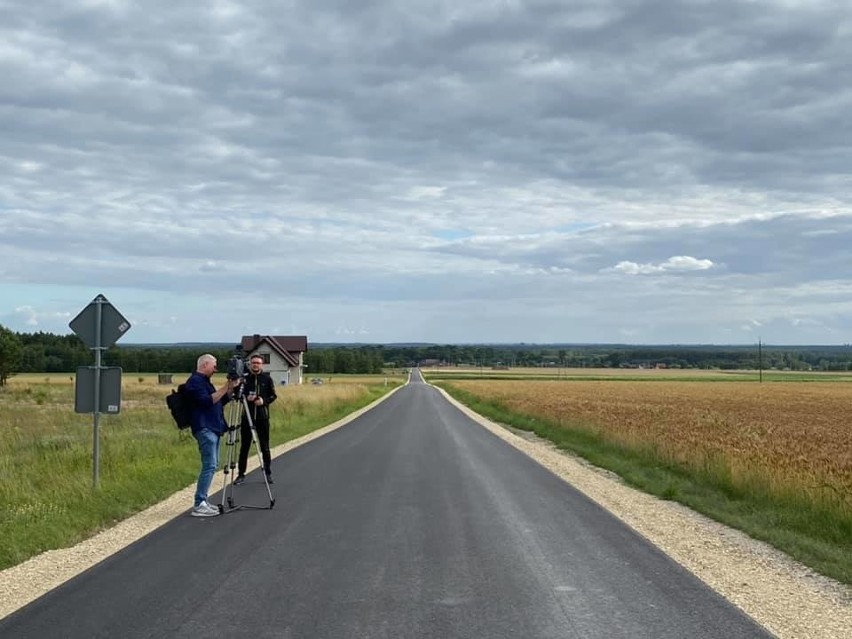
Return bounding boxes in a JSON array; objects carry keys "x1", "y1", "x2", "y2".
[{"x1": 70, "y1": 294, "x2": 131, "y2": 488}]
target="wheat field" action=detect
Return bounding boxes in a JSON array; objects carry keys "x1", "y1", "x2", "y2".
[{"x1": 447, "y1": 379, "x2": 852, "y2": 512}]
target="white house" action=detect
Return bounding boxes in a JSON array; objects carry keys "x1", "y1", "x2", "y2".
[{"x1": 240, "y1": 334, "x2": 308, "y2": 385}]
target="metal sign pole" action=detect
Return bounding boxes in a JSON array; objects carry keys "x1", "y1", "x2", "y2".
[{"x1": 92, "y1": 298, "x2": 103, "y2": 489}]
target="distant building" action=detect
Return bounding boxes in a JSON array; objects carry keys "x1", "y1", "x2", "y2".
[{"x1": 240, "y1": 334, "x2": 308, "y2": 385}]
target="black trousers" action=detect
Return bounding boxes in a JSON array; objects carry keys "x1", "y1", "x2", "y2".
[{"x1": 238, "y1": 417, "x2": 271, "y2": 476}]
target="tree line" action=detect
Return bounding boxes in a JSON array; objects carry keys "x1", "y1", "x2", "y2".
[
  {"x1": 2, "y1": 325, "x2": 852, "y2": 386},
  {"x1": 374, "y1": 343, "x2": 852, "y2": 372},
  {"x1": 0, "y1": 327, "x2": 390, "y2": 384}
]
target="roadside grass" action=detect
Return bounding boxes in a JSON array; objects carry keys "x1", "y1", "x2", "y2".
[
  {"x1": 0, "y1": 373, "x2": 400, "y2": 571},
  {"x1": 433, "y1": 380, "x2": 852, "y2": 586}
]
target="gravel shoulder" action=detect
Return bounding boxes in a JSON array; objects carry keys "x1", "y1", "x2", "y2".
[{"x1": 2, "y1": 385, "x2": 850, "y2": 638}]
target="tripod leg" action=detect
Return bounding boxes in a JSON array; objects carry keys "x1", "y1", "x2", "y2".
[
  {"x1": 220, "y1": 398, "x2": 243, "y2": 512},
  {"x1": 242, "y1": 396, "x2": 276, "y2": 507}
]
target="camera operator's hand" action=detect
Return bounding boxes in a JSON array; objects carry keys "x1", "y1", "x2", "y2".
[{"x1": 213, "y1": 377, "x2": 240, "y2": 404}]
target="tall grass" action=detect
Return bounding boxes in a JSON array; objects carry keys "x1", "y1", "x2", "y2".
[{"x1": 0, "y1": 373, "x2": 399, "y2": 570}]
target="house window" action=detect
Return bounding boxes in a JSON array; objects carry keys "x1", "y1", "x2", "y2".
[{"x1": 259, "y1": 353, "x2": 271, "y2": 364}]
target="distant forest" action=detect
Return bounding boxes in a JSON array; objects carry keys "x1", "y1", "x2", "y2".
[{"x1": 4, "y1": 328, "x2": 852, "y2": 376}]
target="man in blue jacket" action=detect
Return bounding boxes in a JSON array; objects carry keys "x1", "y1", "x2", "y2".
[{"x1": 185, "y1": 353, "x2": 239, "y2": 517}]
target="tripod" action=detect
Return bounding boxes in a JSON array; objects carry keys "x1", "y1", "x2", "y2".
[{"x1": 219, "y1": 387, "x2": 276, "y2": 513}]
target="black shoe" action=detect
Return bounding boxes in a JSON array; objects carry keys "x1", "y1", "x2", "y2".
[
  {"x1": 265, "y1": 473, "x2": 274, "y2": 485},
  {"x1": 233, "y1": 475, "x2": 246, "y2": 485}
]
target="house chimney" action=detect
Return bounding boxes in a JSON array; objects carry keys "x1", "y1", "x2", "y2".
[{"x1": 253, "y1": 333, "x2": 260, "y2": 347}]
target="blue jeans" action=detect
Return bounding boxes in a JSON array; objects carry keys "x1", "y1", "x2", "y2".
[{"x1": 194, "y1": 429, "x2": 220, "y2": 507}]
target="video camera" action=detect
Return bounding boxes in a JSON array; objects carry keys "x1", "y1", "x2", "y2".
[{"x1": 226, "y1": 345, "x2": 247, "y2": 381}]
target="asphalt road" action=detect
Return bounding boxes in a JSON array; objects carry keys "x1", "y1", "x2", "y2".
[{"x1": 1, "y1": 371, "x2": 772, "y2": 638}]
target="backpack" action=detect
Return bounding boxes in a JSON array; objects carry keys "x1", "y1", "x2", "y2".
[{"x1": 166, "y1": 383, "x2": 192, "y2": 430}]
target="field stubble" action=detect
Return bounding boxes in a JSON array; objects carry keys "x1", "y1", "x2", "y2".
[{"x1": 448, "y1": 379, "x2": 852, "y2": 520}]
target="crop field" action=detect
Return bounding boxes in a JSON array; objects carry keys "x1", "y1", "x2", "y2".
[
  {"x1": 439, "y1": 378, "x2": 851, "y2": 512},
  {"x1": 0, "y1": 372, "x2": 400, "y2": 434}
]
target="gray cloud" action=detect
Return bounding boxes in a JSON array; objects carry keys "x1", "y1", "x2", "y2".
[{"x1": 1, "y1": 0, "x2": 851, "y2": 343}]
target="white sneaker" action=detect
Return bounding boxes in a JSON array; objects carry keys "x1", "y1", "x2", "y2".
[{"x1": 191, "y1": 501, "x2": 220, "y2": 517}]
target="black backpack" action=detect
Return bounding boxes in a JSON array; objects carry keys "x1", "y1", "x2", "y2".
[{"x1": 166, "y1": 383, "x2": 192, "y2": 430}]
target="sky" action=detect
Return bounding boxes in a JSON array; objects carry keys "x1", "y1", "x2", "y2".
[{"x1": 1, "y1": 0, "x2": 851, "y2": 345}]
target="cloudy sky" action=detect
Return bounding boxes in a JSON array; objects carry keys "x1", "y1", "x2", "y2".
[{"x1": 1, "y1": 0, "x2": 851, "y2": 345}]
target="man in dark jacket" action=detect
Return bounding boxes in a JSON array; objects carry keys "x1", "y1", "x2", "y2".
[
  {"x1": 234, "y1": 354, "x2": 277, "y2": 485},
  {"x1": 185, "y1": 353, "x2": 239, "y2": 517}
]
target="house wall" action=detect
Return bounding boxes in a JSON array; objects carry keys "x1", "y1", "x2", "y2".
[{"x1": 292, "y1": 352, "x2": 304, "y2": 385}]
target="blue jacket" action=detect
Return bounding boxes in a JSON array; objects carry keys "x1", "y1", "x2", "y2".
[{"x1": 184, "y1": 371, "x2": 230, "y2": 436}]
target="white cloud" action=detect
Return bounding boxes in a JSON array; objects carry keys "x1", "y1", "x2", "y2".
[
  {"x1": 405, "y1": 186, "x2": 447, "y2": 200},
  {"x1": 607, "y1": 256, "x2": 716, "y2": 276},
  {"x1": 740, "y1": 320, "x2": 763, "y2": 332},
  {"x1": 14, "y1": 306, "x2": 39, "y2": 326},
  {"x1": 13, "y1": 305, "x2": 72, "y2": 328}
]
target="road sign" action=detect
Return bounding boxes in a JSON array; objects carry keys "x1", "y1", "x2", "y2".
[
  {"x1": 75, "y1": 366, "x2": 122, "y2": 414},
  {"x1": 69, "y1": 294, "x2": 131, "y2": 349},
  {"x1": 69, "y1": 294, "x2": 131, "y2": 488}
]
